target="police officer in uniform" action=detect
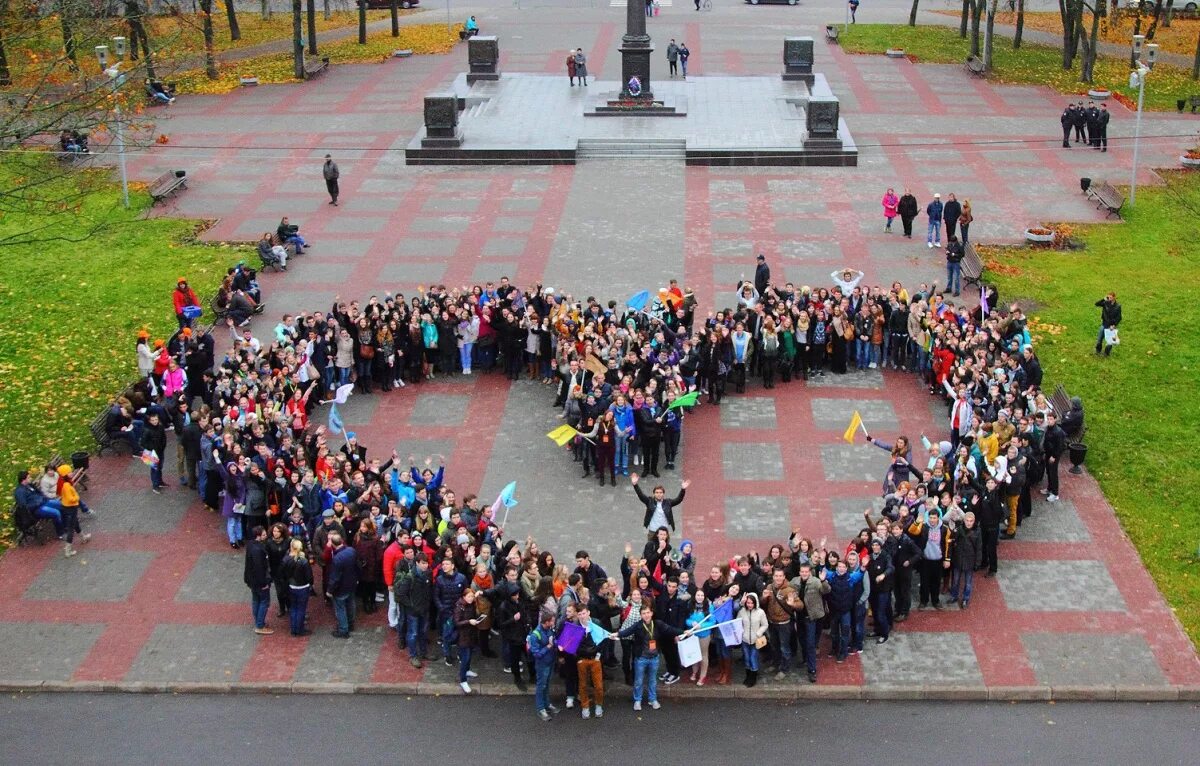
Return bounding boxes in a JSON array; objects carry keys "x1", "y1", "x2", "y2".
[
  {"x1": 1096, "y1": 103, "x2": 1110, "y2": 152},
  {"x1": 1060, "y1": 103, "x2": 1075, "y2": 148},
  {"x1": 1072, "y1": 101, "x2": 1087, "y2": 144},
  {"x1": 1085, "y1": 103, "x2": 1101, "y2": 148}
]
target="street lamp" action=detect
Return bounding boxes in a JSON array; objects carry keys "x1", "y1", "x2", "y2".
[
  {"x1": 1128, "y1": 37, "x2": 1158, "y2": 206},
  {"x1": 95, "y1": 37, "x2": 130, "y2": 209}
]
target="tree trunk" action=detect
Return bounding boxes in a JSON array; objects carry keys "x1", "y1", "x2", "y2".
[
  {"x1": 960, "y1": 0, "x2": 970, "y2": 37},
  {"x1": 126, "y1": 2, "x2": 157, "y2": 80},
  {"x1": 983, "y1": 1, "x2": 998, "y2": 70},
  {"x1": 263, "y1": 0, "x2": 271, "y2": 20},
  {"x1": 293, "y1": 0, "x2": 304, "y2": 80},
  {"x1": 1130, "y1": 15, "x2": 1141, "y2": 68},
  {"x1": 909, "y1": 0, "x2": 920, "y2": 27},
  {"x1": 307, "y1": 0, "x2": 317, "y2": 54},
  {"x1": 358, "y1": 0, "x2": 366, "y2": 44},
  {"x1": 1059, "y1": 0, "x2": 1077, "y2": 68},
  {"x1": 1081, "y1": 1, "x2": 1102, "y2": 83},
  {"x1": 0, "y1": 20, "x2": 9, "y2": 87},
  {"x1": 1163, "y1": 0, "x2": 1174, "y2": 27},
  {"x1": 970, "y1": 0, "x2": 984, "y2": 57},
  {"x1": 324, "y1": 0, "x2": 331, "y2": 21},
  {"x1": 390, "y1": 0, "x2": 399, "y2": 36},
  {"x1": 1015, "y1": 0, "x2": 1025, "y2": 48},
  {"x1": 1192, "y1": 29, "x2": 1199, "y2": 79},
  {"x1": 226, "y1": 0, "x2": 241, "y2": 41},
  {"x1": 200, "y1": 0, "x2": 219, "y2": 79},
  {"x1": 1146, "y1": 0, "x2": 1164, "y2": 38},
  {"x1": 59, "y1": 7, "x2": 78, "y2": 70}
]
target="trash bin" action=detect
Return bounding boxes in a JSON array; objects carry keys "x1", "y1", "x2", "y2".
[{"x1": 71, "y1": 451, "x2": 90, "y2": 472}]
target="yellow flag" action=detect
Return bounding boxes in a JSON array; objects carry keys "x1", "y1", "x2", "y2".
[
  {"x1": 843, "y1": 410, "x2": 863, "y2": 444},
  {"x1": 547, "y1": 424, "x2": 578, "y2": 447}
]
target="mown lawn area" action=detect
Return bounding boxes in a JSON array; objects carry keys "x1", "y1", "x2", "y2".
[
  {"x1": 0, "y1": 156, "x2": 247, "y2": 544},
  {"x1": 979, "y1": 170, "x2": 1200, "y2": 646},
  {"x1": 838, "y1": 23, "x2": 1200, "y2": 111}
]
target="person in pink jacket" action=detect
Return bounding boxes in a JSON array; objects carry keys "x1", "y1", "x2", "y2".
[
  {"x1": 881, "y1": 188, "x2": 899, "y2": 233},
  {"x1": 162, "y1": 358, "x2": 188, "y2": 399}
]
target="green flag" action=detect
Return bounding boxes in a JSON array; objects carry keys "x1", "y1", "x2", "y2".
[{"x1": 668, "y1": 391, "x2": 699, "y2": 410}]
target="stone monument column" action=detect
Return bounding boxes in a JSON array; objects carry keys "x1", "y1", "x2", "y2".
[{"x1": 620, "y1": 0, "x2": 654, "y2": 99}]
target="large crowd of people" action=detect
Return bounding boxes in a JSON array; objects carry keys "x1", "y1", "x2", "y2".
[{"x1": 13, "y1": 248, "x2": 1085, "y2": 717}]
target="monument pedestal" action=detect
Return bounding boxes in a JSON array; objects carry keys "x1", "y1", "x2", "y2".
[{"x1": 421, "y1": 94, "x2": 464, "y2": 148}]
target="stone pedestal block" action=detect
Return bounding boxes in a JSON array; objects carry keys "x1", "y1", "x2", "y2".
[
  {"x1": 782, "y1": 36, "x2": 814, "y2": 82},
  {"x1": 467, "y1": 35, "x2": 500, "y2": 83},
  {"x1": 804, "y1": 94, "x2": 842, "y2": 150},
  {"x1": 422, "y1": 94, "x2": 463, "y2": 148}
]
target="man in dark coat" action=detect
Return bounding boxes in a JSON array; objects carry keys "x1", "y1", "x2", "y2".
[
  {"x1": 1085, "y1": 104, "x2": 1101, "y2": 148},
  {"x1": 1060, "y1": 104, "x2": 1075, "y2": 148},
  {"x1": 632, "y1": 474, "x2": 688, "y2": 532},
  {"x1": 328, "y1": 533, "x2": 360, "y2": 637},
  {"x1": 1072, "y1": 101, "x2": 1087, "y2": 143},
  {"x1": 1096, "y1": 103, "x2": 1110, "y2": 152},
  {"x1": 140, "y1": 411, "x2": 168, "y2": 493},
  {"x1": 1095, "y1": 292, "x2": 1122, "y2": 355},
  {"x1": 897, "y1": 189, "x2": 918, "y2": 238},
  {"x1": 754, "y1": 253, "x2": 771, "y2": 296},
  {"x1": 1042, "y1": 412, "x2": 1067, "y2": 502},
  {"x1": 244, "y1": 525, "x2": 273, "y2": 634}
]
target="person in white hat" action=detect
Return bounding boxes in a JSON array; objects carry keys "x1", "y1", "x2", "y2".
[{"x1": 926, "y1": 193, "x2": 944, "y2": 249}]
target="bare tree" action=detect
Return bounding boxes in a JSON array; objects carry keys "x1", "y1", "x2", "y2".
[
  {"x1": 226, "y1": 0, "x2": 241, "y2": 41},
  {"x1": 1079, "y1": 0, "x2": 1105, "y2": 82},
  {"x1": 307, "y1": 0, "x2": 318, "y2": 54},
  {"x1": 58, "y1": 0, "x2": 79, "y2": 70},
  {"x1": 1163, "y1": 0, "x2": 1174, "y2": 27},
  {"x1": 0, "y1": 0, "x2": 11, "y2": 87},
  {"x1": 1015, "y1": 0, "x2": 1026, "y2": 48},
  {"x1": 909, "y1": 0, "x2": 920, "y2": 26},
  {"x1": 324, "y1": 0, "x2": 331, "y2": 21},
  {"x1": 1145, "y1": 0, "x2": 1164, "y2": 37},
  {"x1": 198, "y1": 0, "x2": 220, "y2": 79},
  {"x1": 124, "y1": 0, "x2": 157, "y2": 80},
  {"x1": 1059, "y1": 0, "x2": 1082, "y2": 69},
  {"x1": 983, "y1": 0, "x2": 999, "y2": 70},
  {"x1": 960, "y1": 0, "x2": 970, "y2": 37},
  {"x1": 391, "y1": 0, "x2": 399, "y2": 37},
  {"x1": 262, "y1": 0, "x2": 272, "y2": 20},
  {"x1": 358, "y1": 0, "x2": 366, "y2": 44},
  {"x1": 971, "y1": 0, "x2": 986, "y2": 57},
  {"x1": 1192, "y1": 29, "x2": 1199, "y2": 79},
  {"x1": 293, "y1": 0, "x2": 304, "y2": 79}
]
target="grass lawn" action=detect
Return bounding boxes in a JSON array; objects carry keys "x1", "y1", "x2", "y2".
[
  {"x1": 0, "y1": 156, "x2": 246, "y2": 545},
  {"x1": 838, "y1": 23, "x2": 1200, "y2": 111},
  {"x1": 936, "y1": 10, "x2": 1200, "y2": 58},
  {"x1": 174, "y1": 22, "x2": 459, "y2": 94},
  {"x1": 979, "y1": 170, "x2": 1200, "y2": 646}
]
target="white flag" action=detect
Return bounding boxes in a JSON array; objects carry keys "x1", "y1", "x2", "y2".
[
  {"x1": 719, "y1": 618, "x2": 743, "y2": 647},
  {"x1": 333, "y1": 383, "x2": 355, "y2": 404}
]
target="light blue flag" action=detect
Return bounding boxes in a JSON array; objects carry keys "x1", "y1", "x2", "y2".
[
  {"x1": 626, "y1": 290, "x2": 650, "y2": 312},
  {"x1": 498, "y1": 480, "x2": 518, "y2": 508},
  {"x1": 586, "y1": 620, "x2": 609, "y2": 646},
  {"x1": 328, "y1": 402, "x2": 344, "y2": 435}
]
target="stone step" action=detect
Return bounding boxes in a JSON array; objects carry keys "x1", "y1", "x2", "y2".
[{"x1": 576, "y1": 138, "x2": 686, "y2": 160}]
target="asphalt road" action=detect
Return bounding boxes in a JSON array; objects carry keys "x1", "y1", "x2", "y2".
[{"x1": 1, "y1": 694, "x2": 1195, "y2": 765}]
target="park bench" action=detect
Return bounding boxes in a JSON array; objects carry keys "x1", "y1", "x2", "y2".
[
  {"x1": 304, "y1": 56, "x2": 331, "y2": 80},
  {"x1": 1086, "y1": 181, "x2": 1123, "y2": 218},
  {"x1": 145, "y1": 80, "x2": 177, "y2": 106},
  {"x1": 961, "y1": 241, "x2": 985, "y2": 287},
  {"x1": 90, "y1": 401, "x2": 132, "y2": 456},
  {"x1": 149, "y1": 170, "x2": 188, "y2": 205},
  {"x1": 1049, "y1": 383, "x2": 1087, "y2": 442},
  {"x1": 965, "y1": 56, "x2": 986, "y2": 78},
  {"x1": 825, "y1": 25, "x2": 839, "y2": 43}
]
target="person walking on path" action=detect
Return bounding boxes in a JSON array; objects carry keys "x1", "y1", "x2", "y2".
[
  {"x1": 925, "y1": 193, "x2": 944, "y2": 249},
  {"x1": 679, "y1": 43, "x2": 690, "y2": 78},
  {"x1": 1094, "y1": 292, "x2": 1122, "y2": 356},
  {"x1": 528, "y1": 612, "x2": 559, "y2": 721},
  {"x1": 667, "y1": 39, "x2": 679, "y2": 78},
  {"x1": 328, "y1": 532, "x2": 359, "y2": 638},
  {"x1": 897, "y1": 188, "x2": 918, "y2": 238},
  {"x1": 958, "y1": 199, "x2": 973, "y2": 244},
  {"x1": 244, "y1": 525, "x2": 274, "y2": 635},
  {"x1": 322, "y1": 154, "x2": 339, "y2": 206},
  {"x1": 881, "y1": 188, "x2": 899, "y2": 232},
  {"x1": 574, "y1": 49, "x2": 588, "y2": 87},
  {"x1": 566, "y1": 51, "x2": 578, "y2": 86}
]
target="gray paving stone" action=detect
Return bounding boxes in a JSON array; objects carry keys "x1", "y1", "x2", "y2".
[
  {"x1": 126, "y1": 625, "x2": 258, "y2": 683},
  {"x1": 348, "y1": 196, "x2": 408, "y2": 213},
  {"x1": 293, "y1": 261, "x2": 352, "y2": 284},
  {"x1": 493, "y1": 216, "x2": 534, "y2": 233},
  {"x1": 725, "y1": 495, "x2": 791, "y2": 540},
  {"x1": 806, "y1": 368, "x2": 885, "y2": 389},
  {"x1": 997, "y1": 560, "x2": 1126, "y2": 612},
  {"x1": 266, "y1": 289, "x2": 339, "y2": 317},
  {"x1": 378, "y1": 262, "x2": 448, "y2": 286},
  {"x1": 176, "y1": 552, "x2": 247, "y2": 603},
  {"x1": 358, "y1": 177, "x2": 415, "y2": 195},
  {"x1": 334, "y1": 391, "x2": 381, "y2": 427},
  {"x1": 25, "y1": 551, "x2": 154, "y2": 602},
  {"x1": 0, "y1": 623, "x2": 104, "y2": 681},
  {"x1": 394, "y1": 237, "x2": 459, "y2": 258},
  {"x1": 322, "y1": 216, "x2": 386, "y2": 233},
  {"x1": 777, "y1": 240, "x2": 844, "y2": 261},
  {"x1": 436, "y1": 178, "x2": 489, "y2": 194},
  {"x1": 409, "y1": 393, "x2": 472, "y2": 427},
  {"x1": 89, "y1": 488, "x2": 188, "y2": 534},
  {"x1": 1016, "y1": 498, "x2": 1091, "y2": 543},
  {"x1": 712, "y1": 217, "x2": 751, "y2": 234},
  {"x1": 293, "y1": 627, "x2": 388, "y2": 683},
  {"x1": 422, "y1": 197, "x2": 482, "y2": 213},
  {"x1": 831, "y1": 496, "x2": 887, "y2": 541},
  {"x1": 391, "y1": 438, "x2": 457, "y2": 468},
  {"x1": 811, "y1": 397, "x2": 898, "y2": 432},
  {"x1": 861, "y1": 631, "x2": 984, "y2": 687},
  {"x1": 410, "y1": 216, "x2": 471, "y2": 234},
  {"x1": 709, "y1": 179, "x2": 745, "y2": 195},
  {"x1": 471, "y1": 262, "x2": 519, "y2": 284},
  {"x1": 326, "y1": 239, "x2": 373, "y2": 258},
  {"x1": 511, "y1": 177, "x2": 548, "y2": 193},
  {"x1": 482, "y1": 237, "x2": 526, "y2": 257},
  {"x1": 256, "y1": 196, "x2": 325, "y2": 214},
  {"x1": 775, "y1": 218, "x2": 835, "y2": 236},
  {"x1": 722, "y1": 442, "x2": 784, "y2": 481},
  {"x1": 710, "y1": 238, "x2": 754, "y2": 257},
  {"x1": 820, "y1": 443, "x2": 887, "y2": 483},
  {"x1": 501, "y1": 198, "x2": 543, "y2": 213},
  {"x1": 1022, "y1": 632, "x2": 1167, "y2": 688},
  {"x1": 719, "y1": 397, "x2": 777, "y2": 430}
]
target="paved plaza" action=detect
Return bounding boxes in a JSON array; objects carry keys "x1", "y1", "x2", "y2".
[{"x1": 2, "y1": 3, "x2": 1198, "y2": 697}]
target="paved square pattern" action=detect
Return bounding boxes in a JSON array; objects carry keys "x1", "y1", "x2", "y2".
[
  {"x1": 722, "y1": 443, "x2": 784, "y2": 481},
  {"x1": 997, "y1": 560, "x2": 1126, "y2": 613},
  {"x1": 1022, "y1": 633, "x2": 1167, "y2": 688},
  {"x1": 0, "y1": 7, "x2": 1195, "y2": 695},
  {"x1": 861, "y1": 632, "x2": 984, "y2": 687}
]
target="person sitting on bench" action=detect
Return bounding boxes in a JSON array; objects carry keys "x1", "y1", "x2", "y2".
[
  {"x1": 258, "y1": 233, "x2": 288, "y2": 271},
  {"x1": 146, "y1": 79, "x2": 175, "y2": 104},
  {"x1": 460, "y1": 15, "x2": 479, "y2": 39},
  {"x1": 59, "y1": 129, "x2": 88, "y2": 154},
  {"x1": 277, "y1": 217, "x2": 308, "y2": 254}
]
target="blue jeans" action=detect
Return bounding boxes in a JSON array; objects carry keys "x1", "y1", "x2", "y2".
[
  {"x1": 926, "y1": 219, "x2": 941, "y2": 245},
  {"x1": 333, "y1": 593, "x2": 355, "y2": 634},
  {"x1": 251, "y1": 585, "x2": 271, "y2": 629},
  {"x1": 34, "y1": 501, "x2": 65, "y2": 536},
  {"x1": 851, "y1": 603, "x2": 867, "y2": 651},
  {"x1": 947, "y1": 261, "x2": 962, "y2": 294},
  {"x1": 855, "y1": 339, "x2": 869, "y2": 369},
  {"x1": 322, "y1": 365, "x2": 335, "y2": 392},
  {"x1": 406, "y1": 613, "x2": 428, "y2": 658},
  {"x1": 226, "y1": 516, "x2": 243, "y2": 545},
  {"x1": 535, "y1": 661, "x2": 554, "y2": 711},
  {"x1": 289, "y1": 586, "x2": 310, "y2": 634},
  {"x1": 458, "y1": 645, "x2": 474, "y2": 682},
  {"x1": 459, "y1": 343, "x2": 474, "y2": 371},
  {"x1": 742, "y1": 643, "x2": 760, "y2": 671},
  {"x1": 632, "y1": 655, "x2": 659, "y2": 703},
  {"x1": 286, "y1": 234, "x2": 306, "y2": 250},
  {"x1": 768, "y1": 622, "x2": 794, "y2": 672},
  {"x1": 871, "y1": 590, "x2": 892, "y2": 639},
  {"x1": 150, "y1": 463, "x2": 163, "y2": 489},
  {"x1": 870, "y1": 343, "x2": 882, "y2": 366},
  {"x1": 197, "y1": 468, "x2": 207, "y2": 501},
  {"x1": 830, "y1": 610, "x2": 851, "y2": 660},
  {"x1": 614, "y1": 434, "x2": 630, "y2": 473},
  {"x1": 950, "y1": 568, "x2": 974, "y2": 604},
  {"x1": 338, "y1": 366, "x2": 351, "y2": 386},
  {"x1": 798, "y1": 618, "x2": 820, "y2": 674},
  {"x1": 440, "y1": 612, "x2": 457, "y2": 659}
]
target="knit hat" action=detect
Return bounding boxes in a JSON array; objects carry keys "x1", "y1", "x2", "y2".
[
  {"x1": 177, "y1": 277, "x2": 187, "y2": 285},
  {"x1": 322, "y1": 509, "x2": 335, "y2": 518},
  {"x1": 181, "y1": 328, "x2": 192, "y2": 337},
  {"x1": 154, "y1": 339, "x2": 165, "y2": 348},
  {"x1": 137, "y1": 329, "x2": 150, "y2": 340},
  {"x1": 57, "y1": 465, "x2": 71, "y2": 476},
  {"x1": 870, "y1": 537, "x2": 884, "y2": 548}
]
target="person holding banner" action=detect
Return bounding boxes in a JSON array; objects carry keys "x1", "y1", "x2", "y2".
[
  {"x1": 574, "y1": 605, "x2": 608, "y2": 719},
  {"x1": 527, "y1": 612, "x2": 559, "y2": 721},
  {"x1": 613, "y1": 604, "x2": 685, "y2": 711},
  {"x1": 683, "y1": 589, "x2": 714, "y2": 684}
]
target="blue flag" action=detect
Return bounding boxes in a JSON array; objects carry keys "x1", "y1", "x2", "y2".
[
  {"x1": 626, "y1": 290, "x2": 650, "y2": 312},
  {"x1": 328, "y1": 402, "x2": 344, "y2": 434},
  {"x1": 709, "y1": 598, "x2": 734, "y2": 627}
]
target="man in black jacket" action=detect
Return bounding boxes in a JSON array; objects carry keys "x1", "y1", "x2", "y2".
[
  {"x1": 889, "y1": 522, "x2": 921, "y2": 619},
  {"x1": 1042, "y1": 412, "x2": 1067, "y2": 503},
  {"x1": 1060, "y1": 104, "x2": 1075, "y2": 148},
  {"x1": 1072, "y1": 101, "x2": 1087, "y2": 143},
  {"x1": 555, "y1": 358, "x2": 592, "y2": 409},
  {"x1": 140, "y1": 411, "x2": 168, "y2": 493},
  {"x1": 653, "y1": 578, "x2": 691, "y2": 684},
  {"x1": 493, "y1": 580, "x2": 529, "y2": 690},
  {"x1": 1095, "y1": 292, "x2": 1122, "y2": 355},
  {"x1": 971, "y1": 475, "x2": 1006, "y2": 575},
  {"x1": 1095, "y1": 103, "x2": 1109, "y2": 151},
  {"x1": 632, "y1": 474, "x2": 688, "y2": 533},
  {"x1": 1085, "y1": 104, "x2": 1101, "y2": 148},
  {"x1": 754, "y1": 253, "x2": 771, "y2": 296},
  {"x1": 897, "y1": 189, "x2": 918, "y2": 238},
  {"x1": 396, "y1": 555, "x2": 434, "y2": 667},
  {"x1": 244, "y1": 525, "x2": 273, "y2": 634}
]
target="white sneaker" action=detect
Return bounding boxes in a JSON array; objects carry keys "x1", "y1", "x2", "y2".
[
  {"x1": 64, "y1": 545, "x2": 77, "y2": 558},
  {"x1": 79, "y1": 533, "x2": 92, "y2": 543},
  {"x1": 460, "y1": 681, "x2": 472, "y2": 694},
  {"x1": 927, "y1": 242, "x2": 933, "y2": 248},
  {"x1": 565, "y1": 696, "x2": 575, "y2": 709},
  {"x1": 633, "y1": 701, "x2": 642, "y2": 711},
  {"x1": 868, "y1": 363, "x2": 877, "y2": 369},
  {"x1": 466, "y1": 670, "x2": 478, "y2": 678},
  {"x1": 1047, "y1": 494, "x2": 1060, "y2": 502},
  {"x1": 649, "y1": 700, "x2": 661, "y2": 710},
  {"x1": 581, "y1": 707, "x2": 591, "y2": 719},
  {"x1": 398, "y1": 379, "x2": 406, "y2": 388},
  {"x1": 463, "y1": 369, "x2": 471, "y2": 375},
  {"x1": 594, "y1": 705, "x2": 604, "y2": 718}
]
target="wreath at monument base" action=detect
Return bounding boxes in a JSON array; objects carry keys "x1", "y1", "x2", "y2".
[{"x1": 627, "y1": 76, "x2": 642, "y2": 97}]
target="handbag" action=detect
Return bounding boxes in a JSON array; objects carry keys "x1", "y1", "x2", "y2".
[
  {"x1": 843, "y1": 323, "x2": 855, "y2": 342},
  {"x1": 360, "y1": 345, "x2": 376, "y2": 359},
  {"x1": 754, "y1": 634, "x2": 768, "y2": 649}
]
